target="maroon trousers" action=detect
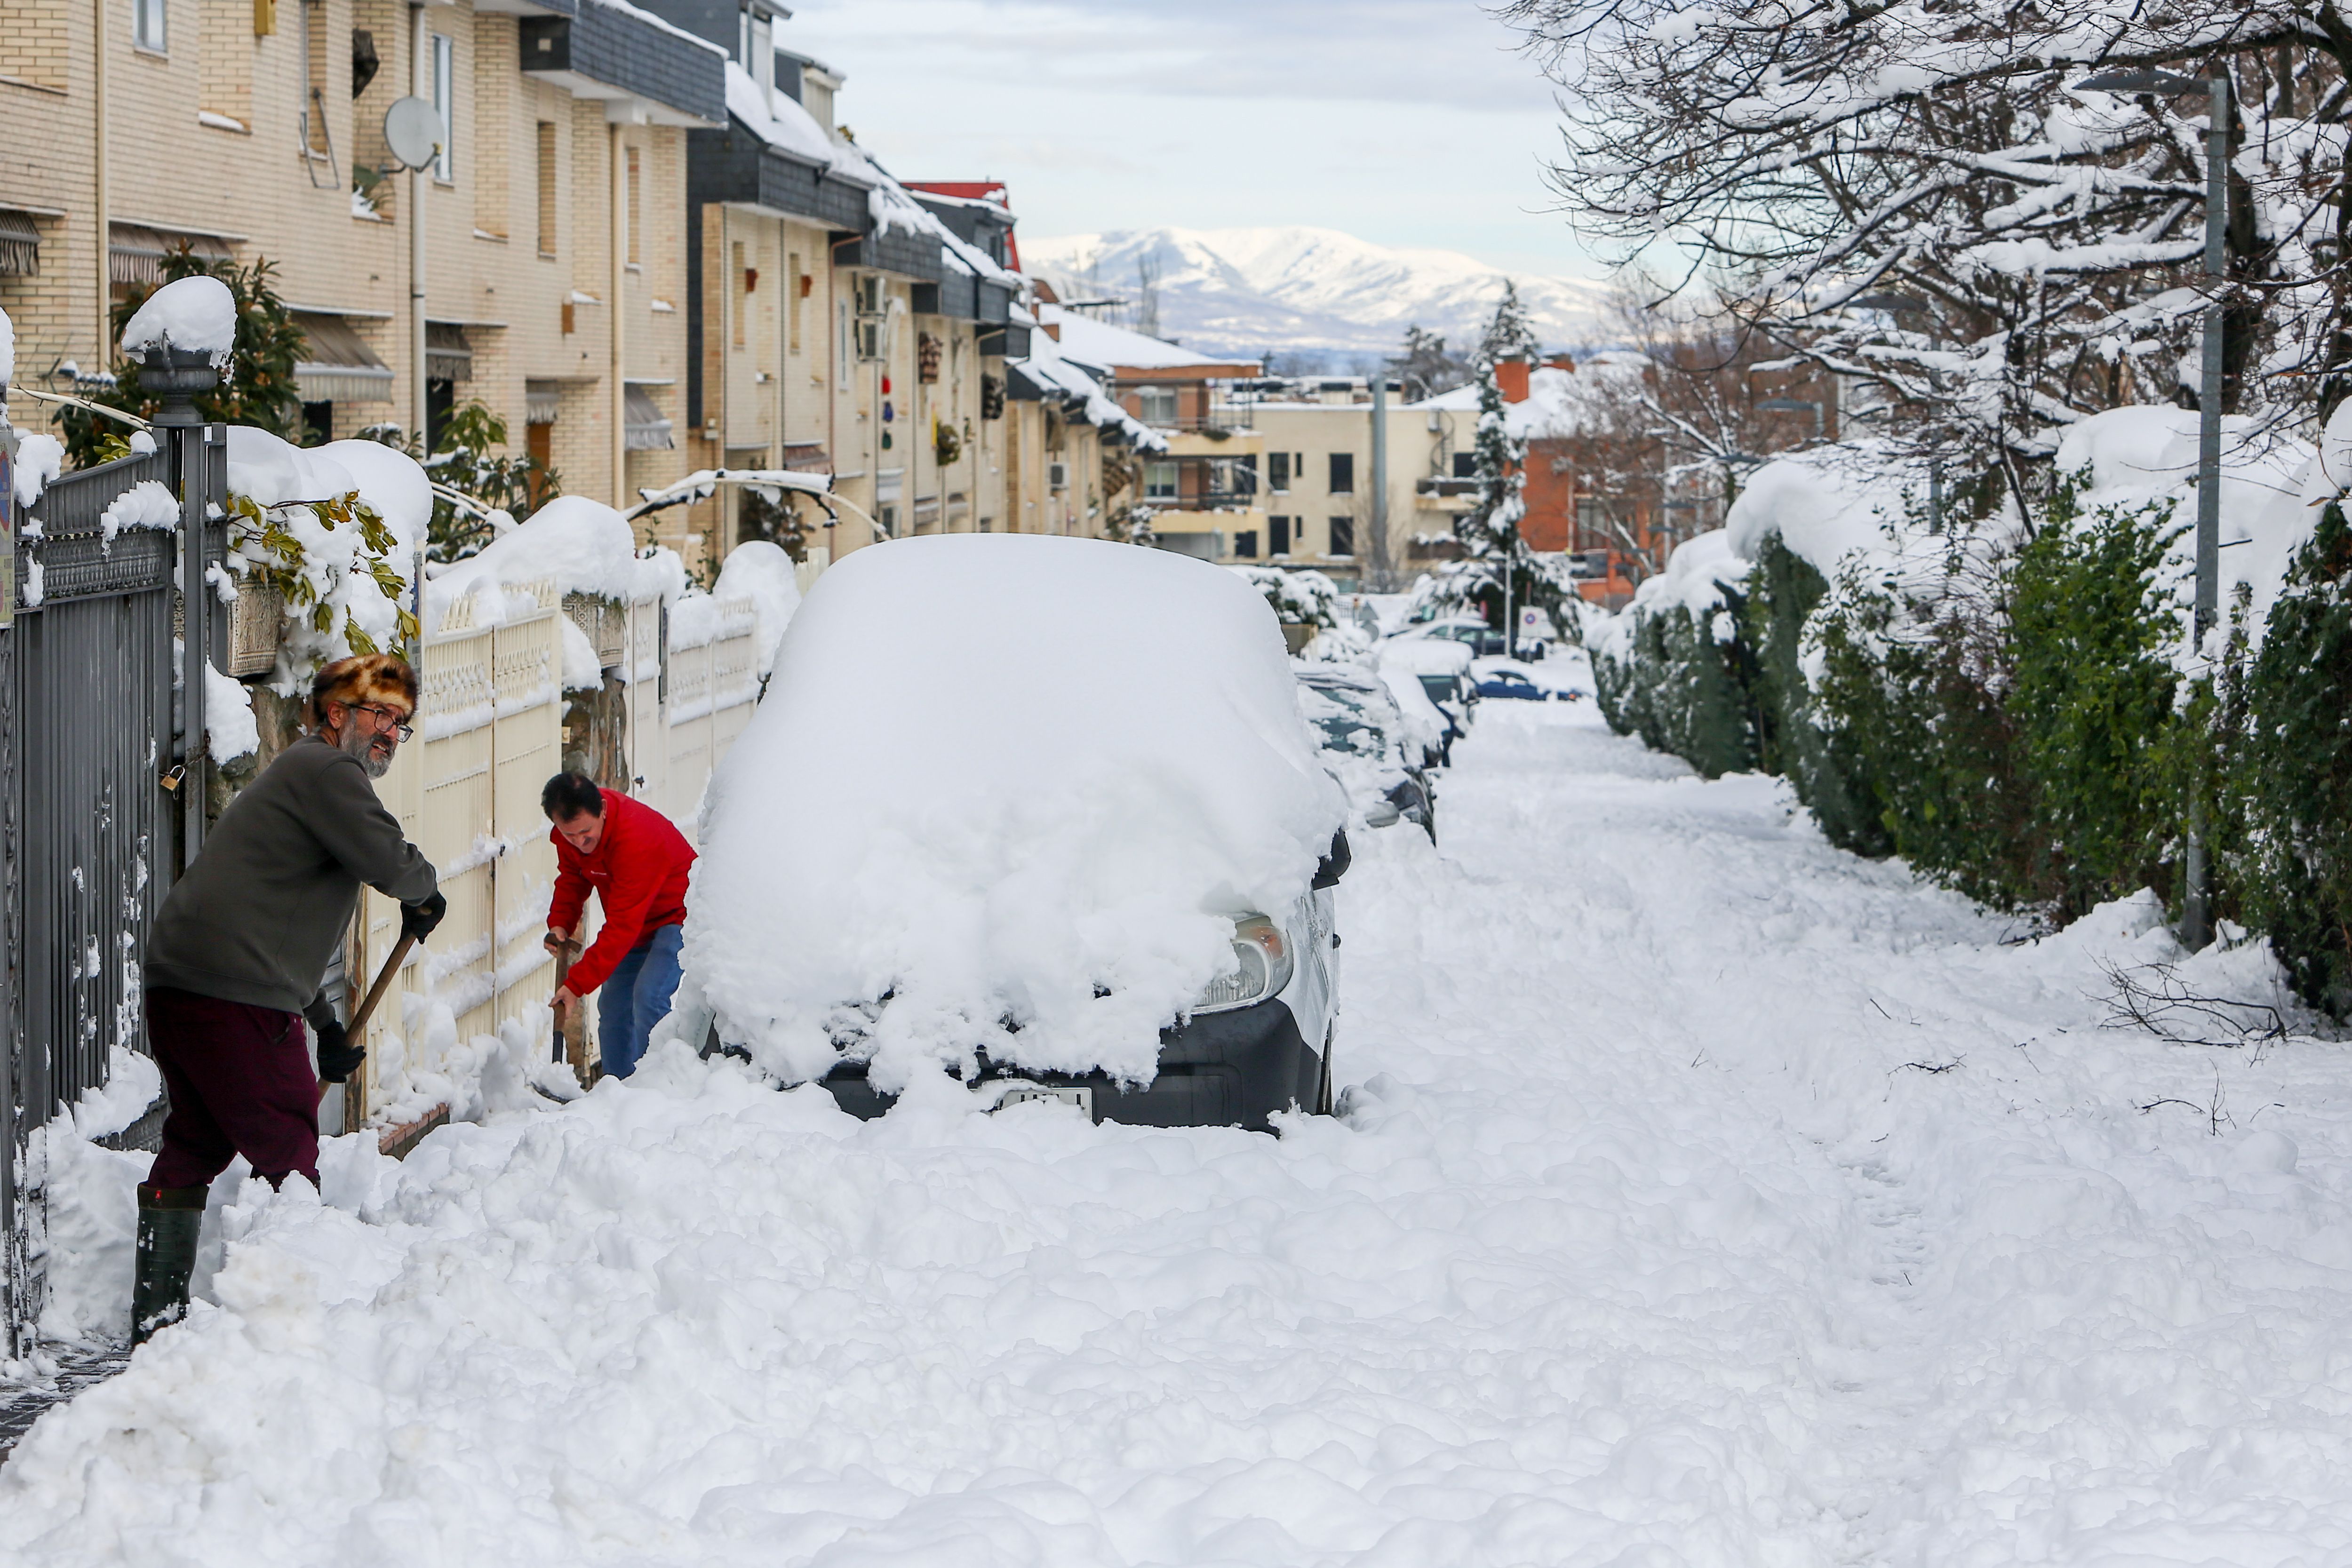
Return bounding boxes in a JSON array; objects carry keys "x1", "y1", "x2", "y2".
[{"x1": 144, "y1": 987, "x2": 321, "y2": 1190}]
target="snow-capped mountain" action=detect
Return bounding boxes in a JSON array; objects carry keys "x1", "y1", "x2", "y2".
[{"x1": 1022, "y1": 227, "x2": 1602, "y2": 364}]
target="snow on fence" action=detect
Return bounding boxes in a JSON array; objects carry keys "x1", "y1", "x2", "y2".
[{"x1": 336, "y1": 576, "x2": 766, "y2": 1130}]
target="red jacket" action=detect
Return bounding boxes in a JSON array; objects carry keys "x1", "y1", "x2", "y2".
[{"x1": 547, "y1": 788, "x2": 696, "y2": 996}]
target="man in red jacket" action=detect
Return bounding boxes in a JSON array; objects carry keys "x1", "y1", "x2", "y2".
[{"x1": 542, "y1": 772, "x2": 697, "y2": 1078}]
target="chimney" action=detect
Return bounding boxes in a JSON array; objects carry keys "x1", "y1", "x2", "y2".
[
  {"x1": 1496, "y1": 356, "x2": 1531, "y2": 404},
  {"x1": 1546, "y1": 353, "x2": 1575, "y2": 373}
]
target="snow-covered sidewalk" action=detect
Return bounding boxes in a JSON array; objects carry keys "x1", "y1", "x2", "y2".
[{"x1": 8, "y1": 705, "x2": 2352, "y2": 1566}]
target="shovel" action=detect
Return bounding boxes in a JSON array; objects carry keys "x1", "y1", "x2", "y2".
[{"x1": 317, "y1": 931, "x2": 415, "y2": 1104}]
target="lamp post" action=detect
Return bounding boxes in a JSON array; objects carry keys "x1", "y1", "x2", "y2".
[
  {"x1": 2078, "y1": 62, "x2": 2230, "y2": 951},
  {"x1": 146, "y1": 343, "x2": 222, "y2": 868}
]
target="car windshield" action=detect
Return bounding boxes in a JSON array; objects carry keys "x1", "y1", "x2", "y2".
[{"x1": 1303, "y1": 682, "x2": 1390, "y2": 756}]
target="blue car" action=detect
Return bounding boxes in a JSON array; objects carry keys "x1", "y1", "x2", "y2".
[{"x1": 1473, "y1": 666, "x2": 1552, "y2": 701}]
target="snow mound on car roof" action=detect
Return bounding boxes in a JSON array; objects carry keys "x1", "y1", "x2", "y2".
[{"x1": 686, "y1": 534, "x2": 1346, "y2": 1090}]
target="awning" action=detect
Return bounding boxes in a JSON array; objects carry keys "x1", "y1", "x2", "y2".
[
  {"x1": 292, "y1": 313, "x2": 395, "y2": 404},
  {"x1": 111, "y1": 223, "x2": 235, "y2": 286},
  {"x1": 425, "y1": 322, "x2": 472, "y2": 382},
  {"x1": 526, "y1": 380, "x2": 561, "y2": 425},
  {"x1": 624, "y1": 384, "x2": 674, "y2": 451},
  {"x1": 0, "y1": 210, "x2": 39, "y2": 278},
  {"x1": 780, "y1": 441, "x2": 830, "y2": 473}
]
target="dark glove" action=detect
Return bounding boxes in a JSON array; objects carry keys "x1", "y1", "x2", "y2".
[
  {"x1": 401, "y1": 891, "x2": 447, "y2": 941},
  {"x1": 315, "y1": 1020, "x2": 366, "y2": 1083}
]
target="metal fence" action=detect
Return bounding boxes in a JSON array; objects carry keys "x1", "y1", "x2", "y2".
[{"x1": 2, "y1": 424, "x2": 224, "y2": 1360}]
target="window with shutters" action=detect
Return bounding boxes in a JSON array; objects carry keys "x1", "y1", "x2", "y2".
[
  {"x1": 536, "y1": 122, "x2": 558, "y2": 256},
  {"x1": 626, "y1": 145, "x2": 641, "y2": 266},
  {"x1": 1144, "y1": 462, "x2": 1178, "y2": 501},
  {"x1": 732, "y1": 240, "x2": 747, "y2": 347},
  {"x1": 1138, "y1": 387, "x2": 1178, "y2": 424}
]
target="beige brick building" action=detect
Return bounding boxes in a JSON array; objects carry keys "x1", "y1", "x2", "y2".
[{"x1": 0, "y1": 0, "x2": 724, "y2": 524}]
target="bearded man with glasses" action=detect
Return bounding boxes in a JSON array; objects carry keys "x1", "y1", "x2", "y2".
[{"x1": 130, "y1": 653, "x2": 446, "y2": 1344}]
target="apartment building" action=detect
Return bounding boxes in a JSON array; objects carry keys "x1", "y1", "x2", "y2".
[
  {"x1": 1248, "y1": 381, "x2": 1466, "y2": 590},
  {"x1": 0, "y1": 0, "x2": 722, "y2": 515}
]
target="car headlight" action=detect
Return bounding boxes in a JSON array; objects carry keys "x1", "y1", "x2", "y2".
[
  {"x1": 1364, "y1": 797, "x2": 1402, "y2": 828},
  {"x1": 1193, "y1": 914, "x2": 1296, "y2": 1014}
]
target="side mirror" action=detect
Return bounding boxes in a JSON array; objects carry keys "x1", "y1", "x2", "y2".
[{"x1": 1312, "y1": 828, "x2": 1352, "y2": 888}]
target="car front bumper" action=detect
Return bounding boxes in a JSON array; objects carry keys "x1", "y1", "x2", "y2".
[{"x1": 814, "y1": 995, "x2": 1324, "y2": 1133}]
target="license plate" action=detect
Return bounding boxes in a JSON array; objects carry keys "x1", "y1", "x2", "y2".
[{"x1": 995, "y1": 1082, "x2": 1093, "y2": 1116}]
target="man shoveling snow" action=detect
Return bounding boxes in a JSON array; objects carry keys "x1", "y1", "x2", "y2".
[
  {"x1": 541, "y1": 772, "x2": 696, "y2": 1080},
  {"x1": 133, "y1": 653, "x2": 445, "y2": 1344}
]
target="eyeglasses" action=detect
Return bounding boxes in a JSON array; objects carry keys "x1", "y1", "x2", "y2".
[{"x1": 347, "y1": 701, "x2": 415, "y2": 740}]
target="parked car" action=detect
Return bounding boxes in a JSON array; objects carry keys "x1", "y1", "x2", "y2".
[
  {"x1": 1296, "y1": 663, "x2": 1438, "y2": 842},
  {"x1": 683, "y1": 534, "x2": 1351, "y2": 1133},
  {"x1": 1473, "y1": 663, "x2": 1552, "y2": 701},
  {"x1": 1379, "y1": 637, "x2": 1477, "y2": 763},
  {"x1": 1403, "y1": 616, "x2": 1508, "y2": 658}
]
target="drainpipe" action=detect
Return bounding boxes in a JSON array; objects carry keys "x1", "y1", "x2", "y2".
[
  {"x1": 409, "y1": 3, "x2": 427, "y2": 439},
  {"x1": 610, "y1": 121, "x2": 626, "y2": 514},
  {"x1": 94, "y1": 0, "x2": 109, "y2": 365}
]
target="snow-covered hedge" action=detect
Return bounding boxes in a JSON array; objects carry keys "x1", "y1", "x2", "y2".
[{"x1": 1590, "y1": 414, "x2": 2352, "y2": 1017}]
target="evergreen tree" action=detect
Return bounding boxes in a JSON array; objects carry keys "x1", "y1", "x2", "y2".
[{"x1": 1446, "y1": 284, "x2": 1571, "y2": 637}]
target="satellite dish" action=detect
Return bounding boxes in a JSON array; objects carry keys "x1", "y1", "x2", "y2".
[{"x1": 383, "y1": 96, "x2": 441, "y2": 171}]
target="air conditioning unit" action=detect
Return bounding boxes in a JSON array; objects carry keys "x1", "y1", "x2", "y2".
[
  {"x1": 1048, "y1": 462, "x2": 1068, "y2": 491},
  {"x1": 856, "y1": 319, "x2": 883, "y2": 360},
  {"x1": 854, "y1": 274, "x2": 884, "y2": 317}
]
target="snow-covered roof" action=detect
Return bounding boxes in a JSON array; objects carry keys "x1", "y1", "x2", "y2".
[
  {"x1": 725, "y1": 61, "x2": 861, "y2": 177},
  {"x1": 1036, "y1": 304, "x2": 1255, "y2": 376},
  {"x1": 1010, "y1": 321, "x2": 1166, "y2": 452},
  {"x1": 1407, "y1": 355, "x2": 1650, "y2": 440}
]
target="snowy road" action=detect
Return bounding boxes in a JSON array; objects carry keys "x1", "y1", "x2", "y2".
[{"x1": 9, "y1": 705, "x2": 2352, "y2": 1565}]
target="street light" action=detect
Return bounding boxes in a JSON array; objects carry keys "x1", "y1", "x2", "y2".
[
  {"x1": 1848, "y1": 292, "x2": 1945, "y2": 534},
  {"x1": 2076, "y1": 59, "x2": 2229, "y2": 951}
]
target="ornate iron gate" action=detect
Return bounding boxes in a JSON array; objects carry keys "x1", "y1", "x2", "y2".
[{"x1": 1, "y1": 419, "x2": 223, "y2": 1360}]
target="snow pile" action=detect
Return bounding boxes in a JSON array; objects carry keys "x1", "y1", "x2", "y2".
[
  {"x1": 223, "y1": 428, "x2": 428, "y2": 679},
  {"x1": 204, "y1": 661, "x2": 258, "y2": 761},
  {"x1": 685, "y1": 535, "x2": 1344, "y2": 1088},
  {"x1": 426, "y1": 495, "x2": 686, "y2": 633},
  {"x1": 1376, "y1": 634, "x2": 1471, "y2": 677},
  {"x1": 2052, "y1": 405, "x2": 2320, "y2": 659},
  {"x1": 13, "y1": 433, "x2": 64, "y2": 510},
  {"x1": 94, "y1": 479, "x2": 177, "y2": 549},
  {"x1": 17, "y1": 1048, "x2": 160, "y2": 1345},
  {"x1": 711, "y1": 540, "x2": 801, "y2": 674},
  {"x1": 118, "y1": 276, "x2": 237, "y2": 368}
]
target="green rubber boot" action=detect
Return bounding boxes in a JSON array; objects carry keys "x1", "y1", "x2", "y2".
[{"x1": 130, "y1": 1184, "x2": 207, "y2": 1347}]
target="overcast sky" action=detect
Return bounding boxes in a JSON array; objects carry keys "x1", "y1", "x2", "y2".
[{"x1": 778, "y1": 0, "x2": 1607, "y2": 280}]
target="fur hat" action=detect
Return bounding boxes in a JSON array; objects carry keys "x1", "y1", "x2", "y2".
[{"x1": 310, "y1": 653, "x2": 420, "y2": 727}]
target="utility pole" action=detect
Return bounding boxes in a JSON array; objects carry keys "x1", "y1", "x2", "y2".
[
  {"x1": 1370, "y1": 372, "x2": 1389, "y2": 593},
  {"x1": 2182, "y1": 63, "x2": 2230, "y2": 954},
  {"x1": 2075, "y1": 60, "x2": 2231, "y2": 951}
]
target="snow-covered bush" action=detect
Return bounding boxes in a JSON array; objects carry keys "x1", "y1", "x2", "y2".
[
  {"x1": 1588, "y1": 531, "x2": 1758, "y2": 779},
  {"x1": 1230, "y1": 563, "x2": 1337, "y2": 628}
]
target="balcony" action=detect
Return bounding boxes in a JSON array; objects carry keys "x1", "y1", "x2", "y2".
[{"x1": 1416, "y1": 476, "x2": 1478, "y2": 497}]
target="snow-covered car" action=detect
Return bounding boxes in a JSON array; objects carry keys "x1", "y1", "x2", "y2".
[
  {"x1": 1473, "y1": 664, "x2": 1551, "y2": 701},
  {"x1": 1399, "y1": 615, "x2": 1508, "y2": 657},
  {"x1": 679, "y1": 535, "x2": 1351, "y2": 1133},
  {"x1": 1377, "y1": 665, "x2": 1450, "y2": 769},
  {"x1": 1296, "y1": 663, "x2": 1437, "y2": 842},
  {"x1": 1379, "y1": 637, "x2": 1477, "y2": 763}
]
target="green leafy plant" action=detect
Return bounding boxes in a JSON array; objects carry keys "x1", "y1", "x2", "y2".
[
  {"x1": 362, "y1": 401, "x2": 558, "y2": 563},
  {"x1": 224, "y1": 487, "x2": 420, "y2": 655},
  {"x1": 60, "y1": 253, "x2": 307, "y2": 465}
]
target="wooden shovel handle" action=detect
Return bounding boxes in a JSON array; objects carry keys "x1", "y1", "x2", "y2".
[{"x1": 347, "y1": 930, "x2": 417, "y2": 1040}]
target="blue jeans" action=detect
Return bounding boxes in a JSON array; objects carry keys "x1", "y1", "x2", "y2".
[{"x1": 597, "y1": 923, "x2": 684, "y2": 1080}]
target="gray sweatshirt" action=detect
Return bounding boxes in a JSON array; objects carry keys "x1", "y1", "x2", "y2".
[{"x1": 145, "y1": 733, "x2": 437, "y2": 1018}]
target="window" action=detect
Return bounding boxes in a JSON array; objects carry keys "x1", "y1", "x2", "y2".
[
  {"x1": 1452, "y1": 451, "x2": 1476, "y2": 478},
  {"x1": 1144, "y1": 462, "x2": 1178, "y2": 501},
  {"x1": 1138, "y1": 386, "x2": 1178, "y2": 424},
  {"x1": 1328, "y1": 516, "x2": 1355, "y2": 557},
  {"x1": 1269, "y1": 516, "x2": 1290, "y2": 555},
  {"x1": 431, "y1": 33, "x2": 454, "y2": 181},
  {"x1": 626, "y1": 146, "x2": 641, "y2": 265},
  {"x1": 788, "y1": 251, "x2": 802, "y2": 352},
  {"x1": 134, "y1": 0, "x2": 166, "y2": 52},
  {"x1": 536, "y1": 122, "x2": 557, "y2": 255},
  {"x1": 1328, "y1": 452, "x2": 1354, "y2": 494},
  {"x1": 1234, "y1": 530, "x2": 1258, "y2": 559},
  {"x1": 1268, "y1": 451, "x2": 1290, "y2": 492}
]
